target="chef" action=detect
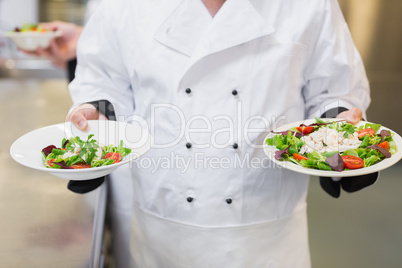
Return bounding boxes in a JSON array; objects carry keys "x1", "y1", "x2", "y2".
[{"x1": 67, "y1": 0, "x2": 376, "y2": 267}]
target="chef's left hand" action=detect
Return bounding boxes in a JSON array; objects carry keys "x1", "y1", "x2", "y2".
[
  {"x1": 320, "y1": 106, "x2": 378, "y2": 199},
  {"x1": 20, "y1": 21, "x2": 83, "y2": 69},
  {"x1": 336, "y1": 107, "x2": 362, "y2": 125}
]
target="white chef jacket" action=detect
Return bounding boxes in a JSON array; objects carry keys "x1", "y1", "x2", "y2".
[{"x1": 69, "y1": 0, "x2": 371, "y2": 267}]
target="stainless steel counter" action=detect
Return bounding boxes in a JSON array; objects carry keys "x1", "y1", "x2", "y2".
[{"x1": 0, "y1": 78, "x2": 107, "y2": 267}]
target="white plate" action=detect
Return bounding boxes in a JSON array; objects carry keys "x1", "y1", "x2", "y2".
[
  {"x1": 263, "y1": 119, "x2": 402, "y2": 177},
  {"x1": 10, "y1": 120, "x2": 151, "y2": 180},
  {"x1": 4, "y1": 31, "x2": 62, "y2": 51}
]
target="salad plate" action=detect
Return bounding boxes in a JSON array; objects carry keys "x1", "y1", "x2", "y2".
[
  {"x1": 4, "y1": 23, "x2": 62, "y2": 51},
  {"x1": 10, "y1": 120, "x2": 151, "y2": 180},
  {"x1": 5, "y1": 31, "x2": 62, "y2": 51},
  {"x1": 263, "y1": 118, "x2": 402, "y2": 177}
]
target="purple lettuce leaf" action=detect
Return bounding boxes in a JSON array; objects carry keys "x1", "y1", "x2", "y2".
[
  {"x1": 378, "y1": 129, "x2": 391, "y2": 144},
  {"x1": 303, "y1": 120, "x2": 345, "y2": 127},
  {"x1": 271, "y1": 130, "x2": 303, "y2": 137},
  {"x1": 275, "y1": 145, "x2": 291, "y2": 160},
  {"x1": 42, "y1": 145, "x2": 57, "y2": 157},
  {"x1": 62, "y1": 139, "x2": 69, "y2": 149},
  {"x1": 367, "y1": 144, "x2": 391, "y2": 158},
  {"x1": 325, "y1": 153, "x2": 344, "y2": 172}
]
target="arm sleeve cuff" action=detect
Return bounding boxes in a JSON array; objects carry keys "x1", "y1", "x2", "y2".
[
  {"x1": 67, "y1": 58, "x2": 77, "y2": 83},
  {"x1": 320, "y1": 107, "x2": 349, "y2": 118},
  {"x1": 87, "y1": 99, "x2": 116, "y2": 121}
]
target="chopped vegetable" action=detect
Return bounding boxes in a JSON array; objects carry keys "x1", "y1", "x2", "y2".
[
  {"x1": 296, "y1": 126, "x2": 315, "y2": 135},
  {"x1": 342, "y1": 155, "x2": 364, "y2": 169},
  {"x1": 325, "y1": 153, "x2": 344, "y2": 172},
  {"x1": 271, "y1": 130, "x2": 302, "y2": 138},
  {"x1": 378, "y1": 129, "x2": 391, "y2": 144},
  {"x1": 70, "y1": 163, "x2": 92, "y2": 169},
  {"x1": 275, "y1": 146, "x2": 290, "y2": 160},
  {"x1": 357, "y1": 128, "x2": 375, "y2": 139},
  {"x1": 42, "y1": 145, "x2": 57, "y2": 157},
  {"x1": 378, "y1": 141, "x2": 390, "y2": 150},
  {"x1": 104, "y1": 152, "x2": 122, "y2": 163},
  {"x1": 293, "y1": 153, "x2": 308, "y2": 161},
  {"x1": 367, "y1": 144, "x2": 391, "y2": 158}
]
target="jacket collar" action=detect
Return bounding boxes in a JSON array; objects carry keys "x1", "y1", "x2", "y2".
[
  {"x1": 154, "y1": 0, "x2": 213, "y2": 57},
  {"x1": 154, "y1": 0, "x2": 276, "y2": 60}
]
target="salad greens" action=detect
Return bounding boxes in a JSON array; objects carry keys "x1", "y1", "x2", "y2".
[
  {"x1": 266, "y1": 117, "x2": 397, "y2": 172},
  {"x1": 41, "y1": 134, "x2": 131, "y2": 169},
  {"x1": 12, "y1": 23, "x2": 51, "y2": 33}
]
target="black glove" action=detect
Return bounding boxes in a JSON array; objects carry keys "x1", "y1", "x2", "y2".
[
  {"x1": 67, "y1": 99, "x2": 115, "y2": 194},
  {"x1": 318, "y1": 107, "x2": 379, "y2": 198},
  {"x1": 319, "y1": 173, "x2": 379, "y2": 198},
  {"x1": 68, "y1": 177, "x2": 106, "y2": 194}
]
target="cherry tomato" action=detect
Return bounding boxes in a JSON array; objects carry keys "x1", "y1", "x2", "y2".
[
  {"x1": 293, "y1": 153, "x2": 308, "y2": 161},
  {"x1": 378, "y1": 141, "x2": 390, "y2": 150},
  {"x1": 47, "y1": 159, "x2": 56, "y2": 167},
  {"x1": 70, "y1": 163, "x2": 92, "y2": 169},
  {"x1": 357, "y1": 128, "x2": 375, "y2": 139},
  {"x1": 296, "y1": 126, "x2": 315, "y2": 135},
  {"x1": 342, "y1": 155, "x2": 364, "y2": 169},
  {"x1": 104, "y1": 152, "x2": 122, "y2": 163}
]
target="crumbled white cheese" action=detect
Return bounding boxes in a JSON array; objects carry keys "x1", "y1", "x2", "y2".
[{"x1": 299, "y1": 127, "x2": 361, "y2": 154}]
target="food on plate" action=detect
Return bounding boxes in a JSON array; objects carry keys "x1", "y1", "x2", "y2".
[
  {"x1": 41, "y1": 134, "x2": 131, "y2": 169},
  {"x1": 11, "y1": 23, "x2": 52, "y2": 33},
  {"x1": 266, "y1": 118, "x2": 398, "y2": 172}
]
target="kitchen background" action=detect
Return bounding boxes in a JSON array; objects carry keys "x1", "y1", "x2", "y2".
[{"x1": 0, "y1": 0, "x2": 401, "y2": 267}]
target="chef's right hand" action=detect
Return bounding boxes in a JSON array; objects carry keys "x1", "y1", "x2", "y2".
[{"x1": 66, "y1": 103, "x2": 108, "y2": 131}]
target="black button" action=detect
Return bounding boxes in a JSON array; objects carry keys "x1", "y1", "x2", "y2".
[
  {"x1": 185, "y1": 88, "x2": 191, "y2": 94},
  {"x1": 186, "y1": 142, "x2": 192, "y2": 149},
  {"x1": 232, "y1": 90, "x2": 238, "y2": 96},
  {"x1": 233, "y1": 143, "x2": 238, "y2": 149},
  {"x1": 226, "y1": 198, "x2": 232, "y2": 204},
  {"x1": 187, "y1": 197, "x2": 194, "y2": 203}
]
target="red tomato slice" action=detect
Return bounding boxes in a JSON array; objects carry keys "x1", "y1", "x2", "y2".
[
  {"x1": 70, "y1": 163, "x2": 92, "y2": 169},
  {"x1": 104, "y1": 152, "x2": 122, "y2": 163},
  {"x1": 342, "y1": 155, "x2": 364, "y2": 169},
  {"x1": 357, "y1": 128, "x2": 375, "y2": 139},
  {"x1": 293, "y1": 153, "x2": 308, "y2": 161},
  {"x1": 47, "y1": 159, "x2": 56, "y2": 167},
  {"x1": 296, "y1": 126, "x2": 315, "y2": 135},
  {"x1": 378, "y1": 141, "x2": 390, "y2": 150}
]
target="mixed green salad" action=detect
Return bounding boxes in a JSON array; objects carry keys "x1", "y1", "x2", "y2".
[
  {"x1": 266, "y1": 118, "x2": 397, "y2": 172},
  {"x1": 41, "y1": 134, "x2": 131, "y2": 169},
  {"x1": 11, "y1": 23, "x2": 53, "y2": 33}
]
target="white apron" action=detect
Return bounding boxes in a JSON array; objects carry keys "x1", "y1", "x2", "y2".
[
  {"x1": 69, "y1": 0, "x2": 371, "y2": 267},
  {"x1": 130, "y1": 203, "x2": 310, "y2": 268}
]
